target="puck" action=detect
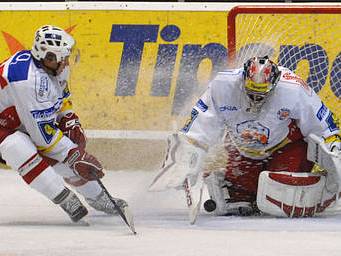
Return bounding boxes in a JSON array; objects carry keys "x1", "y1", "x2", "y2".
[{"x1": 203, "y1": 199, "x2": 216, "y2": 212}]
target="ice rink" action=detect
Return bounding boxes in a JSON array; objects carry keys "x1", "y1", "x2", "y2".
[{"x1": 1, "y1": 169, "x2": 341, "y2": 256}]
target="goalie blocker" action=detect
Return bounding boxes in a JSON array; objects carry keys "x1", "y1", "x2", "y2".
[{"x1": 205, "y1": 170, "x2": 340, "y2": 217}]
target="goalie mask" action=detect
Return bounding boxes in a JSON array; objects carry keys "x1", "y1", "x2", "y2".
[
  {"x1": 31, "y1": 25, "x2": 80, "y2": 65},
  {"x1": 243, "y1": 56, "x2": 281, "y2": 112}
]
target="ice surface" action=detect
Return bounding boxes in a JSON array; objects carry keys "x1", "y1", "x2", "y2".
[{"x1": 1, "y1": 169, "x2": 341, "y2": 256}]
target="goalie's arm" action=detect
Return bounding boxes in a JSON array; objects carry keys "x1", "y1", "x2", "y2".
[
  {"x1": 180, "y1": 83, "x2": 225, "y2": 147},
  {"x1": 292, "y1": 86, "x2": 340, "y2": 149},
  {"x1": 150, "y1": 84, "x2": 224, "y2": 191},
  {"x1": 149, "y1": 133, "x2": 207, "y2": 191}
]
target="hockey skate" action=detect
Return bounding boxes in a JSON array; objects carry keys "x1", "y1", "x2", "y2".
[
  {"x1": 85, "y1": 190, "x2": 128, "y2": 215},
  {"x1": 53, "y1": 188, "x2": 88, "y2": 222}
]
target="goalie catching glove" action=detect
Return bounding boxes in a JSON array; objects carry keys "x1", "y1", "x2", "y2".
[
  {"x1": 59, "y1": 112, "x2": 86, "y2": 149},
  {"x1": 64, "y1": 147, "x2": 104, "y2": 181},
  {"x1": 149, "y1": 133, "x2": 207, "y2": 191},
  {"x1": 307, "y1": 133, "x2": 341, "y2": 175}
]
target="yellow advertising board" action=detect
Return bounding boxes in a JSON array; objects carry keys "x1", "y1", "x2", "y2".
[
  {"x1": 0, "y1": 9, "x2": 339, "y2": 132},
  {"x1": 0, "y1": 10, "x2": 227, "y2": 131}
]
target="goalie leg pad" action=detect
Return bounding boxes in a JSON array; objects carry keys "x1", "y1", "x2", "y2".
[
  {"x1": 204, "y1": 170, "x2": 228, "y2": 215},
  {"x1": 257, "y1": 171, "x2": 339, "y2": 217},
  {"x1": 204, "y1": 171, "x2": 255, "y2": 216}
]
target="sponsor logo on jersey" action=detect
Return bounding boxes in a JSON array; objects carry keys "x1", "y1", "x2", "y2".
[
  {"x1": 196, "y1": 99, "x2": 208, "y2": 112},
  {"x1": 181, "y1": 108, "x2": 198, "y2": 133},
  {"x1": 316, "y1": 102, "x2": 328, "y2": 121},
  {"x1": 277, "y1": 108, "x2": 291, "y2": 120},
  {"x1": 282, "y1": 72, "x2": 312, "y2": 96},
  {"x1": 219, "y1": 105, "x2": 238, "y2": 112},
  {"x1": 31, "y1": 99, "x2": 63, "y2": 119},
  {"x1": 36, "y1": 76, "x2": 51, "y2": 102}
]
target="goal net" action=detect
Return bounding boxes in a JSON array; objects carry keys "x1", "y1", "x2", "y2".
[{"x1": 227, "y1": 5, "x2": 341, "y2": 119}]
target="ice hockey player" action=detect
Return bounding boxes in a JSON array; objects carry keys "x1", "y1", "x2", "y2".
[
  {"x1": 150, "y1": 56, "x2": 341, "y2": 218},
  {"x1": 0, "y1": 25, "x2": 128, "y2": 222}
]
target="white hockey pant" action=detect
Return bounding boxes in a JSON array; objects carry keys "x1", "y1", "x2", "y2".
[{"x1": 0, "y1": 131, "x2": 65, "y2": 200}]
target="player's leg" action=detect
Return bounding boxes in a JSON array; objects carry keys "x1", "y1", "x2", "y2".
[
  {"x1": 267, "y1": 139, "x2": 314, "y2": 173},
  {"x1": 257, "y1": 140, "x2": 339, "y2": 217},
  {"x1": 0, "y1": 131, "x2": 87, "y2": 222},
  {"x1": 53, "y1": 163, "x2": 128, "y2": 215}
]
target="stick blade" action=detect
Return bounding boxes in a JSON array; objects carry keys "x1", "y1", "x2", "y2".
[
  {"x1": 122, "y1": 206, "x2": 137, "y2": 235},
  {"x1": 183, "y1": 176, "x2": 204, "y2": 225}
]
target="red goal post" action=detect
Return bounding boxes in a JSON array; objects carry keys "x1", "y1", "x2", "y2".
[
  {"x1": 227, "y1": 5, "x2": 341, "y2": 119},
  {"x1": 227, "y1": 5, "x2": 341, "y2": 65}
]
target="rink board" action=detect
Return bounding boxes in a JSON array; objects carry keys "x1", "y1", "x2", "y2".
[{"x1": 0, "y1": 3, "x2": 339, "y2": 169}]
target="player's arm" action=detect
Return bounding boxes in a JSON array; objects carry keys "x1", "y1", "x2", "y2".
[
  {"x1": 292, "y1": 87, "x2": 340, "y2": 152},
  {"x1": 57, "y1": 86, "x2": 86, "y2": 149},
  {"x1": 291, "y1": 85, "x2": 340, "y2": 179},
  {"x1": 13, "y1": 85, "x2": 103, "y2": 181}
]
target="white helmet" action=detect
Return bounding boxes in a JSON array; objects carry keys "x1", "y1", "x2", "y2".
[
  {"x1": 243, "y1": 56, "x2": 281, "y2": 112},
  {"x1": 31, "y1": 25, "x2": 75, "y2": 62}
]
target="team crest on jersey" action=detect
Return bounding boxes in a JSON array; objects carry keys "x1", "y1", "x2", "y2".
[
  {"x1": 277, "y1": 108, "x2": 291, "y2": 120},
  {"x1": 36, "y1": 76, "x2": 51, "y2": 102},
  {"x1": 37, "y1": 119, "x2": 58, "y2": 144},
  {"x1": 236, "y1": 120, "x2": 270, "y2": 148},
  {"x1": 181, "y1": 108, "x2": 199, "y2": 133}
]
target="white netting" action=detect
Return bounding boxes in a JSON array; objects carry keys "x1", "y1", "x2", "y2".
[{"x1": 228, "y1": 7, "x2": 341, "y2": 119}]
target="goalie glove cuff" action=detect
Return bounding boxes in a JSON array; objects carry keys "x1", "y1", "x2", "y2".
[{"x1": 324, "y1": 134, "x2": 341, "y2": 152}]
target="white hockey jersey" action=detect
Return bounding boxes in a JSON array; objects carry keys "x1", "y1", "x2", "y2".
[
  {"x1": 181, "y1": 67, "x2": 339, "y2": 159},
  {"x1": 0, "y1": 50, "x2": 76, "y2": 162}
]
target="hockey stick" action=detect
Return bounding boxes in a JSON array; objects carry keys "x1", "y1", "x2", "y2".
[
  {"x1": 95, "y1": 178, "x2": 137, "y2": 235},
  {"x1": 183, "y1": 175, "x2": 204, "y2": 225}
]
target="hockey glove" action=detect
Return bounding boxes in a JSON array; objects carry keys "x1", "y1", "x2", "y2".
[
  {"x1": 324, "y1": 134, "x2": 341, "y2": 153},
  {"x1": 64, "y1": 147, "x2": 104, "y2": 181},
  {"x1": 59, "y1": 112, "x2": 86, "y2": 149},
  {"x1": 149, "y1": 133, "x2": 207, "y2": 191},
  {"x1": 307, "y1": 133, "x2": 340, "y2": 174}
]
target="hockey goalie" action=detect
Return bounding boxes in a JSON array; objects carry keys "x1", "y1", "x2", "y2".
[{"x1": 150, "y1": 56, "x2": 341, "y2": 218}]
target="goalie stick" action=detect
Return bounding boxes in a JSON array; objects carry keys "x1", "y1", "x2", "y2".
[
  {"x1": 183, "y1": 175, "x2": 204, "y2": 225},
  {"x1": 95, "y1": 178, "x2": 136, "y2": 235}
]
